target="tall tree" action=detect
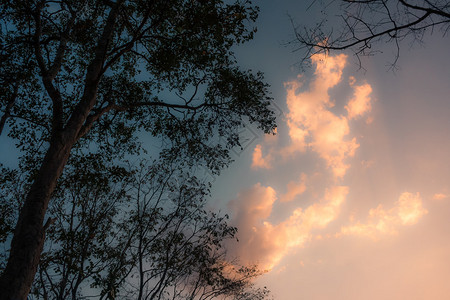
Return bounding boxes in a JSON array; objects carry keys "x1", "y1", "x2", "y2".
[
  {"x1": 292, "y1": 0, "x2": 450, "y2": 69},
  {"x1": 0, "y1": 0, "x2": 276, "y2": 298},
  {"x1": 20, "y1": 160, "x2": 270, "y2": 299}
]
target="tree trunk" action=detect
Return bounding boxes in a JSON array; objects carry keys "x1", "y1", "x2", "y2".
[
  {"x1": 0, "y1": 3, "x2": 121, "y2": 298},
  {"x1": 0, "y1": 140, "x2": 73, "y2": 300}
]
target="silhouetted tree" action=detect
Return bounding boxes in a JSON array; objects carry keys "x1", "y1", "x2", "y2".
[
  {"x1": 21, "y1": 160, "x2": 270, "y2": 299},
  {"x1": 0, "y1": 0, "x2": 276, "y2": 298},
  {"x1": 292, "y1": 0, "x2": 450, "y2": 69}
]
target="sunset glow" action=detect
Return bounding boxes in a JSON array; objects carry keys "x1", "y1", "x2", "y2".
[{"x1": 221, "y1": 23, "x2": 450, "y2": 297}]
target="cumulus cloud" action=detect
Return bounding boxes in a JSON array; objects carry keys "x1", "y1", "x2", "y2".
[
  {"x1": 346, "y1": 77, "x2": 373, "y2": 120},
  {"x1": 229, "y1": 183, "x2": 276, "y2": 225},
  {"x1": 230, "y1": 53, "x2": 384, "y2": 272},
  {"x1": 279, "y1": 173, "x2": 307, "y2": 203},
  {"x1": 270, "y1": 53, "x2": 372, "y2": 179},
  {"x1": 284, "y1": 54, "x2": 373, "y2": 178},
  {"x1": 339, "y1": 192, "x2": 428, "y2": 239},
  {"x1": 251, "y1": 144, "x2": 272, "y2": 169},
  {"x1": 397, "y1": 192, "x2": 428, "y2": 225},
  {"x1": 229, "y1": 184, "x2": 348, "y2": 270}
]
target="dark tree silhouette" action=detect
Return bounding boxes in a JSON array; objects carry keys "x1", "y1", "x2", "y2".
[
  {"x1": 0, "y1": 0, "x2": 276, "y2": 298},
  {"x1": 11, "y1": 160, "x2": 269, "y2": 299},
  {"x1": 292, "y1": 0, "x2": 450, "y2": 69}
]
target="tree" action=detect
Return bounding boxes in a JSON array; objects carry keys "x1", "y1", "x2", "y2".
[
  {"x1": 21, "y1": 160, "x2": 270, "y2": 299},
  {"x1": 292, "y1": 0, "x2": 450, "y2": 69},
  {"x1": 0, "y1": 0, "x2": 276, "y2": 298}
]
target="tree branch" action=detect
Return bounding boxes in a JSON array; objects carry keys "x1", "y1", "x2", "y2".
[
  {"x1": 302, "y1": 11, "x2": 431, "y2": 51},
  {"x1": 32, "y1": 1, "x2": 65, "y2": 134},
  {"x1": 64, "y1": 0, "x2": 124, "y2": 140},
  {"x1": 47, "y1": 15, "x2": 75, "y2": 80},
  {"x1": 0, "y1": 82, "x2": 20, "y2": 135},
  {"x1": 102, "y1": 3, "x2": 155, "y2": 72},
  {"x1": 398, "y1": 0, "x2": 450, "y2": 19},
  {"x1": 294, "y1": 0, "x2": 450, "y2": 69},
  {"x1": 2, "y1": 112, "x2": 51, "y2": 133}
]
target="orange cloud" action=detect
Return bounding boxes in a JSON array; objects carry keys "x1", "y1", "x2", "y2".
[
  {"x1": 229, "y1": 184, "x2": 348, "y2": 270},
  {"x1": 279, "y1": 173, "x2": 307, "y2": 203},
  {"x1": 235, "y1": 53, "x2": 375, "y2": 271},
  {"x1": 346, "y1": 78, "x2": 373, "y2": 120},
  {"x1": 432, "y1": 193, "x2": 448, "y2": 200},
  {"x1": 280, "y1": 53, "x2": 372, "y2": 179},
  {"x1": 229, "y1": 183, "x2": 276, "y2": 223},
  {"x1": 252, "y1": 54, "x2": 373, "y2": 179},
  {"x1": 251, "y1": 144, "x2": 272, "y2": 169},
  {"x1": 397, "y1": 192, "x2": 428, "y2": 225},
  {"x1": 340, "y1": 192, "x2": 427, "y2": 239}
]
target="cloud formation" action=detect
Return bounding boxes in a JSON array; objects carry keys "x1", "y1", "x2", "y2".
[
  {"x1": 231, "y1": 53, "x2": 429, "y2": 276},
  {"x1": 251, "y1": 144, "x2": 271, "y2": 169},
  {"x1": 339, "y1": 192, "x2": 428, "y2": 239},
  {"x1": 279, "y1": 173, "x2": 307, "y2": 203},
  {"x1": 433, "y1": 193, "x2": 448, "y2": 200},
  {"x1": 233, "y1": 53, "x2": 379, "y2": 270},
  {"x1": 252, "y1": 53, "x2": 373, "y2": 178},
  {"x1": 229, "y1": 184, "x2": 348, "y2": 270},
  {"x1": 346, "y1": 76, "x2": 373, "y2": 120},
  {"x1": 284, "y1": 54, "x2": 373, "y2": 178}
]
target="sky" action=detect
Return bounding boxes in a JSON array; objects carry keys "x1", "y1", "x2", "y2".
[
  {"x1": 1, "y1": 1, "x2": 449, "y2": 299},
  {"x1": 208, "y1": 1, "x2": 450, "y2": 299}
]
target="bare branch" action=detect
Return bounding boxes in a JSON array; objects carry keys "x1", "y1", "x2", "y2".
[
  {"x1": 293, "y1": 0, "x2": 450, "y2": 68},
  {"x1": 398, "y1": 0, "x2": 450, "y2": 19}
]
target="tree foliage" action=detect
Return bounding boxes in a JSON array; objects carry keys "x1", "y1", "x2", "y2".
[
  {"x1": 25, "y1": 160, "x2": 269, "y2": 299},
  {"x1": 292, "y1": 0, "x2": 450, "y2": 69},
  {"x1": 0, "y1": 0, "x2": 276, "y2": 298},
  {"x1": 0, "y1": 159, "x2": 271, "y2": 299}
]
